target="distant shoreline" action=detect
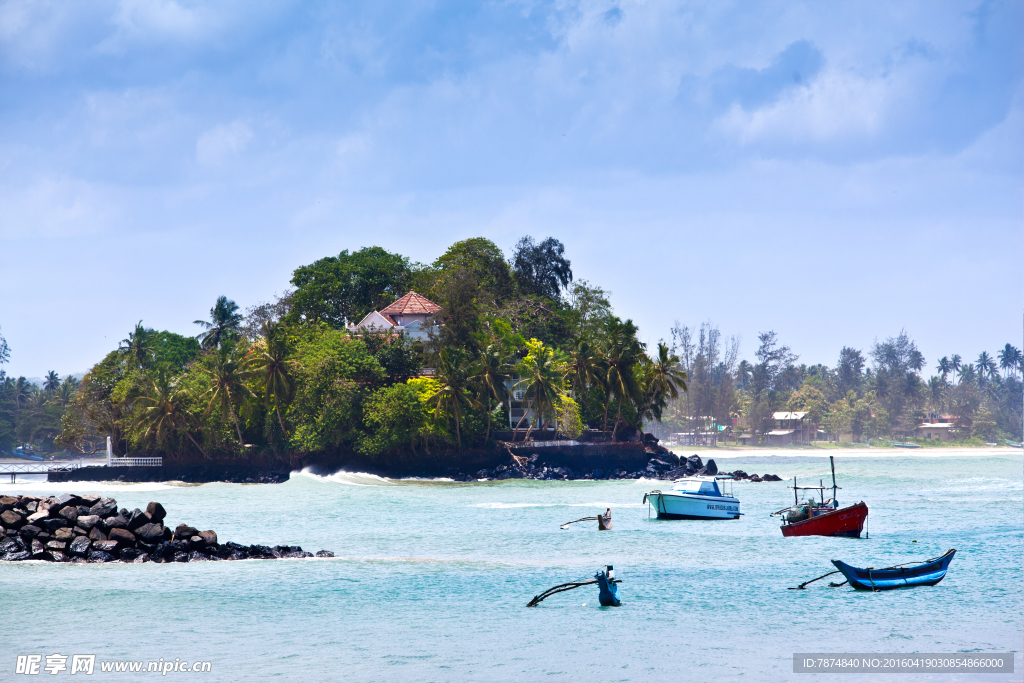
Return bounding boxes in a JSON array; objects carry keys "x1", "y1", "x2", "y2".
[{"x1": 666, "y1": 445, "x2": 1021, "y2": 457}]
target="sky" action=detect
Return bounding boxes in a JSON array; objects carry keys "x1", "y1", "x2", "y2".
[{"x1": 1, "y1": 0, "x2": 1021, "y2": 380}]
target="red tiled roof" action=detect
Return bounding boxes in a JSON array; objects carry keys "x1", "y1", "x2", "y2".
[{"x1": 380, "y1": 291, "x2": 441, "y2": 316}]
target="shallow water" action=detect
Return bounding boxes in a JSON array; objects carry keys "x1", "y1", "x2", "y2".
[{"x1": 2, "y1": 450, "x2": 1021, "y2": 681}]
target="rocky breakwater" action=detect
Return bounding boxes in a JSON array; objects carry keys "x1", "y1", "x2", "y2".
[
  {"x1": 468, "y1": 453, "x2": 782, "y2": 482},
  {"x1": 0, "y1": 494, "x2": 334, "y2": 564}
]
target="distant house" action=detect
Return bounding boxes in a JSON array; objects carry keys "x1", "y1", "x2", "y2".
[
  {"x1": 348, "y1": 291, "x2": 441, "y2": 341},
  {"x1": 916, "y1": 422, "x2": 953, "y2": 441},
  {"x1": 766, "y1": 411, "x2": 814, "y2": 445}
]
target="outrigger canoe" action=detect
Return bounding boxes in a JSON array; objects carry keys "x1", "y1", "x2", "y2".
[{"x1": 831, "y1": 549, "x2": 956, "y2": 590}]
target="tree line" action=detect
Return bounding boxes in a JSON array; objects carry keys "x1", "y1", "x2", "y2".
[
  {"x1": 658, "y1": 324, "x2": 1022, "y2": 444},
  {"x1": 1, "y1": 237, "x2": 687, "y2": 460}
]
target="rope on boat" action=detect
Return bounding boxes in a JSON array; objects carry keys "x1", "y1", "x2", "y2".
[
  {"x1": 793, "y1": 550, "x2": 956, "y2": 590},
  {"x1": 788, "y1": 570, "x2": 840, "y2": 590},
  {"x1": 526, "y1": 578, "x2": 622, "y2": 607},
  {"x1": 560, "y1": 516, "x2": 598, "y2": 529}
]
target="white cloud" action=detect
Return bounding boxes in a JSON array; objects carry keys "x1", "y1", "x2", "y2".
[{"x1": 196, "y1": 121, "x2": 253, "y2": 165}]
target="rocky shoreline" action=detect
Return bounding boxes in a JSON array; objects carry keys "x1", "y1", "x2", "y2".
[
  {"x1": 446, "y1": 453, "x2": 782, "y2": 483},
  {"x1": 0, "y1": 494, "x2": 332, "y2": 564}
]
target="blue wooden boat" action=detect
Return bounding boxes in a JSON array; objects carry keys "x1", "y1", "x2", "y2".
[{"x1": 831, "y1": 549, "x2": 956, "y2": 590}]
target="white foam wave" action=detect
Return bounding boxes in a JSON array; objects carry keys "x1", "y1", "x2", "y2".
[{"x1": 294, "y1": 467, "x2": 396, "y2": 487}]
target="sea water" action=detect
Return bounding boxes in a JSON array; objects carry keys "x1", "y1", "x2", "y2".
[{"x1": 2, "y1": 450, "x2": 1021, "y2": 682}]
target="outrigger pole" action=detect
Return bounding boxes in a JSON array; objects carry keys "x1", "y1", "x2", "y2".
[{"x1": 560, "y1": 516, "x2": 598, "y2": 529}]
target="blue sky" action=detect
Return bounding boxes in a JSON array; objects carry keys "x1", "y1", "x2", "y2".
[{"x1": 1, "y1": 0, "x2": 1021, "y2": 379}]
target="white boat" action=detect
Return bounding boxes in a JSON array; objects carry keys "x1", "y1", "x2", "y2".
[{"x1": 643, "y1": 476, "x2": 742, "y2": 520}]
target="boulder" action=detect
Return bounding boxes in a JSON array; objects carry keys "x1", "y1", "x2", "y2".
[
  {"x1": 25, "y1": 500, "x2": 38, "y2": 513},
  {"x1": 198, "y1": 530, "x2": 217, "y2": 547},
  {"x1": 47, "y1": 551, "x2": 69, "y2": 563},
  {"x1": 54, "y1": 493, "x2": 81, "y2": 508},
  {"x1": 87, "y1": 550, "x2": 115, "y2": 563},
  {"x1": 88, "y1": 527, "x2": 107, "y2": 542},
  {"x1": 2, "y1": 550, "x2": 31, "y2": 561},
  {"x1": 46, "y1": 540, "x2": 67, "y2": 551},
  {"x1": 132, "y1": 553, "x2": 150, "y2": 564},
  {"x1": 749, "y1": 474, "x2": 762, "y2": 482},
  {"x1": 42, "y1": 518, "x2": 68, "y2": 532},
  {"x1": 55, "y1": 528, "x2": 75, "y2": 541},
  {"x1": 763, "y1": 474, "x2": 782, "y2": 482},
  {"x1": 76, "y1": 505, "x2": 91, "y2": 517},
  {"x1": 58, "y1": 506, "x2": 79, "y2": 525},
  {"x1": 88, "y1": 498, "x2": 117, "y2": 518},
  {"x1": 31, "y1": 539, "x2": 47, "y2": 557},
  {"x1": 91, "y1": 540, "x2": 118, "y2": 554},
  {"x1": 19, "y1": 525, "x2": 42, "y2": 539},
  {"x1": 127, "y1": 509, "x2": 150, "y2": 531},
  {"x1": 0, "y1": 538, "x2": 22, "y2": 553},
  {"x1": 315, "y1": 550, "x2": 334, "y2": 558},
  {"x1": 135, "y1": 523, "x2": 165, "y2": 543},
  {"x1": 119, "y1": 508, "x2": 130, "y2": 518},
  {"x1": 108, "y1": 528, "x2": 136, "y2": 546},
  {"x1": 1, "y1": 510, "x2": 23, "y2": 528},
  {"x1": 173, "y1": 551, "x2": 189, "y2": 563},
  {"x1": 119, "y1": 547, "x2": 144, "y2": 562},
  {"x1": 75, "y1": 515, "x2": 101, "y2": 531},
  {"x1": 173, "y1": 524, "x2": 199, "y2": 541},
  {"x1": 101, "y1": 515, "x2": 128, "y2": 531},
  {"x1": 686, "y1": 455, "x2": 703, "y2": 468},
  {"x1": 79, "y1": 494, "x2": 101, "y2": 506},
  {"x1": 69, "y1": 536, "x2": 91, "y2": 556},
  {"x1": 145, "y1": 502, "x2": 167, "y2": 523},
  {"x1": 0, "y1": 495, "x2": 18, "y2": 511},
  {"x1": 188, "y1": 551, "x2": 211, "y2": 561}
]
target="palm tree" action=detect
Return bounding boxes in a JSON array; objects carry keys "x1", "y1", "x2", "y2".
[
  {"x1": 119, "y1": 321, "x2": 155, "y2": 370},
  {"x1": 43, "y1": 371, "x2": 60, "y2": 393},
  {"x1": 50, "y1": 379, "x2": 77, "y2": 409},
  {"x1": 567, "y1": 338, "x2": 607, "y2": 398},
  {"x1": 998, "y1": 344, "x2": 1020, "y2": 378},
  {"x1": 472, "y1": 344, "x2": 513, "y2": 442},
  {"x1": 203, "y1": 343, "x2": 254, "y2": 448},
  {"x1": 195, "y1": 296, "x2": 244, "y2": 350},
  {"x1": 976, "y1": 352, "x2": 997, "y2": 382},
  {"x1": 958, "y1": 363, "x2": 977, "y2": 387},
  {"x1": 428, "y1": 348, "x2": 478, "y2": 451},
  {"x1": 736, "y1": 360, "x2": 752, "y2": 390},
  {"x1": 950, "y1": 354, "x2": 962, "y2": 382},
  {"x1": 936, "y1": 356, "x2": 951, "y2": 379},
  {"x1": 13, "y1": 376, "x2": 31, "y2": 408},
  {"x1": 514, "y1": 340, "x2": 568, "y2": 438},
  {"x1": 636, "y1": 342, "x2": 687, "y2": 425},
  {"x1": 927, "y1": 375, "x2": 946, "y2": 412},
  {"x1": 246, "y1": 322, "x2": 297, "y2": 433},
  {"x1": 600, "y1": 318, "x2": 644, "y2": 434},
  {"x1": 137, "y1": 373, "x2": 209, "y2": 459}
]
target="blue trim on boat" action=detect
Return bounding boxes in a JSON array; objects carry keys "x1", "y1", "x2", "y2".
[{"x1": 831, "y1": 549, "x2": 956, "y2": 590}]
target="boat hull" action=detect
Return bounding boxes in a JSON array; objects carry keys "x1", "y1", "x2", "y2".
[
  {"x1": 644, "y1": 492, "x2": 740, "y2": 520},
  {"x1": 781, "y1": 502, "x2": 868, "y2": 538},
  {"x1": 831, "y1": 549, "x2": 956, "y2": 590}
]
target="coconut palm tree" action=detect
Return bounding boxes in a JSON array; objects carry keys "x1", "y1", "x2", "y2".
[
  {"x1": 137, "y1": 373, "x2": 208, "y2": 459},
  {"x1": 998, "y1": 344, "x2": 1020, "y2": 378},
  {"x1": 472, "y1": 344, "x2": 513, "y2": 442},
  {"x1": 195, "y1": 296, "x2": 244, "y2": 350},
  {"x1": 950, "y1": 354, "x2": 962, "y2": 382},
  {"x1": 976, "y1": 352, "x2": 997, "y2": 382},
  {"x1": 636, "y1": 342, "x2": 687, "y2": 425},
  {"x1": 567, "y1": 337, "x2": 607, "y2": 398},
  {"x1": 927, "y1": 375, "x2": 946, "y2": 412},
  {"x1": 203, "y1": 342, "x2": 254, "y2": 448},
  {"x1": 428, "y1": 348, "x2": 478, "y2": 451},
  {"x1": 936, "y1": 356, "x2": 951, "y2": 379},
  {"x1": 43, "y1": 371, "x2": 60, "y2": 393},
  {"x1": 514, "y1": 339, "x2": 568, "y2": 438},
  {"x1": 246, "y1": 321, "x2": 297, "y2": 433},
  {"x1": 600, "y1": 318, "x2": 645, "y2": 434},
  {"x1": 736, "y1": 360, "x2": 752, "y2": 390},
  {"x1": 119, "y1": 321, "x2": 155, "y2": 370},
  {"x1": 50, "y1": 379, "x2": 77, "y2": 409}
]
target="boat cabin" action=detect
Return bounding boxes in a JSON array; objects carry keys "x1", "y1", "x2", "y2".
[{"x1": 670, "y1": 476, "x2": 733, "y2": 497}]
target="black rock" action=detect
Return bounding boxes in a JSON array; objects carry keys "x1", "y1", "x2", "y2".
[
  {"x1": 119, "y1": 547, "x2": 142, "y2": 562},
  {"x1": 87, "y1": 550, "x2": 115, "y2": 563},
  {"x1": 173, "y1": 551, "x2": 189, "y2": 563},
  {"x1": 315, "y1": 550, "x2": 334, "y2": 558},
  {"x1": 135, "y1": 523, "x2": 164, "y2": 543},
  {"x1": 89, "y1": 498, "x2": 117, "y2": 518},
  {"x1": 102, "y1": 515, "x2": 128, "y2": 531},
  {"x1": 2, "y1": 550, "x2": 31, "y2": 561},
  {"x1": 0, "y1": 495, "x2": 18, "y2": 512},
  {"x1": 88, "y1": 527, "x2": 107, "y2": 542},
  {"x1": 119, "y1": 508, "x2": 130, "y2": 519},
  {"x1": 58, "y1": 506, "x2": 79, "y2": 525},
  {"x1": 188, "y1": 551, "x2": 212, "y2": 561},
  {"x1": 248, "y1": 544, "x2": 274, "y2": 559},
  {"x1": 1, "y1": 509, "x2": 23, "y2": 528},
  {"x1": 48, "y1": 551, "x2": 69, "y2": 563},
  {"x1": 31, "y1": 539, "x2": 46, "y2": 557},
  {"x1": 75, "y1": 514, "x2": 101, "y2": 530},
  {"x1": 69, "y1": 536, "x2": 91, "y2": 556},
  {"x1": 750, "y1": 475, "x2": 762, "y2": 482},
  {"x1": 763, "y1": 474, "x2": 782, "y2": 482},
  {"x1": 127, "y1": 509, "x2": 150, "y2": 531},
  {"x1": 79, "y1": 494, "x2": 101, "y2": 506},
  {"x1": 92, "y1": 540, "x2": 119, "y2": 554},
  {"x1": 173, "y1": 524, "x2": 199, "y2": 541},
  {"x1": 0, "y1": 537, "x2": 21, "y2": 554},
  {"x1": 19, "y1": 524, "x2": 42, "y2": 540},
  {"x1": 475, "y1": 469, "x2": 491, "y2": 479},
  {"x1": 108, "y1": 528, "x2": 136, "y2": 546},
  {"x1": 42, "y1": 518, "x2": 68, "y2": 532},
  {"x1": 145, "y1": 502, "x2": 167, "y2": 523},
  {"x1": 55, "y1": 493, "x2": 81, "y2": 508}
]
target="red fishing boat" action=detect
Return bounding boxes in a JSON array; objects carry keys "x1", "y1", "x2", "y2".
[{"x1": 772, "y1": 456, "x2": 868, "y2": 538}]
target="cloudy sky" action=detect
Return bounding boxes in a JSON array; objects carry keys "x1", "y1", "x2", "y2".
[{"x1": 1, "y1": 0, "x2": 1021, "y2": 379}]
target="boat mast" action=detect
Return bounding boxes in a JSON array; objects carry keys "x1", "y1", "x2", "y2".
[
  {"x1": 830, "y1": 456, "x2": 838, "y2": 504},
  {"x1": 793, "y1": 477, "x2": 798, "y2": 506}
]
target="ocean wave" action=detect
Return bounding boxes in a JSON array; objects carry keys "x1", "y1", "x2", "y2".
[{"x1": 294, "y1": 467, "x2": 397, "y2": 487}]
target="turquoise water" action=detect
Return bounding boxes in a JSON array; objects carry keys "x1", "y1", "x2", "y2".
[{"x1": 2, "y1": 450, "x2": 1021, "y2": 682}]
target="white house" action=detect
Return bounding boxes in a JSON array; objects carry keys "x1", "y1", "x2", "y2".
[{"x1": 348, "y1": 291, "x2": 441, "y2": 341}]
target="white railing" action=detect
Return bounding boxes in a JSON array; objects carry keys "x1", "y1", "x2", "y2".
[
  {"x1": 108, "y1": 457, "x2": 163, "y2": 467},
  {"x1": 506, "y1": 440, "x2": 581, "y2": 448}
]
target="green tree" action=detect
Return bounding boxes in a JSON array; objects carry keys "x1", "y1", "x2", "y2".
[
  {"x1": 289, "y1": 247, "x2": 412, "y2": 328},
  {"x1": 0, "y1": 325, "x2": 9, "y2": 366},
  {"x1": 43, "y1": 371, "x2": 61, "y2": 393},
  {"x1": 636, "y1": 342, "x2": 687, "y2": 426},
  {"x1": 511, "y1": 236, "x2": 573, "y2": 301},
  {"x1": 601, "y1": 318, "x2": 644, "y2": 433},
  {"x1": 247, "y1": 322, "x2": 297, "y2": 433},
  {"x1": 358, "y1": 383, "x2": 429, "y2": 455},
  {"x1": 473, "y1": 343, "x2": 513, "y2": 442},
  {"x1": 136, "y1": 372, "x2": 208, "y2": 459},
  {"x1": 203, "y1": 342, "x2": 254, "y2": 448},
  {"x1": 195, "y1": 296, "x2": 244, "y2": 350},
  {"x1": 514, "y1": 338, "x2": 569, "y2": 438},
  {"x1": 119, "y1": 321, "x2": 156, "y2": 370},
  {"x1": 428, "y1": 348, "x2": 478, "y2": 450},
  {"x1": 432, "y1": 237, "x2": 514, "y2": 303}
]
